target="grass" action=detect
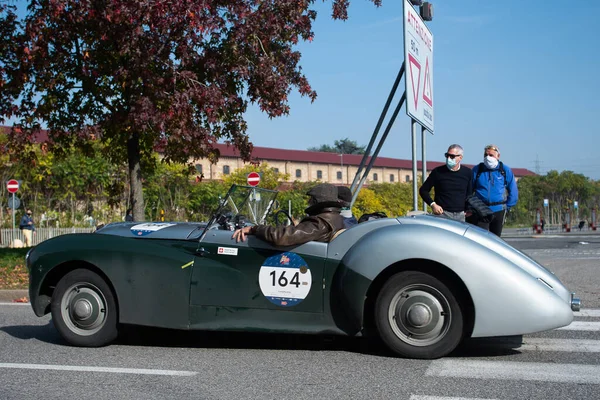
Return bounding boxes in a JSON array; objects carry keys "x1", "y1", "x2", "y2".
[{"x1": 0, "y1": 248, "x2": 30, "y2": 290}]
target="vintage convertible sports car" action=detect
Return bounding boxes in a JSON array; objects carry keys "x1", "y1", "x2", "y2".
[{"x1": 27, "y1": 184, "x2": 580, "y2": 359}]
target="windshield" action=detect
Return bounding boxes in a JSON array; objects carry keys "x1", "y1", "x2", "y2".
[{"x1": 201, "y1": 184, "x2": 278, "y2": 235}]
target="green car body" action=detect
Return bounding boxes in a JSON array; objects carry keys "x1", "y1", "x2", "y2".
[{"x1": 28, "y1": 218, "x2": 398, "y2": 336}]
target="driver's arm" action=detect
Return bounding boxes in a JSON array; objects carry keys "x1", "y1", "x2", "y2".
[{"x1": 251, "y1": 217, "x2": 328, "y2": 247}]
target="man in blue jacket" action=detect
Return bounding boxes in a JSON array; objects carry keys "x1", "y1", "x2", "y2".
[
  {"x1": 19, "y1": 208, "x2": 36, "y2": 247},
  {"x1": 471, "y1": 144, "x2": 518, "y2": 237}
]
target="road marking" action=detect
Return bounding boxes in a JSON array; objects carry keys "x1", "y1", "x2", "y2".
[
  {"x1": 0, "y1": 302, "x2": 30, "y2": 306},
  {"x1": 426, "y1": 360, "x2": 600, "y2": 384},
  {"x1": 557, "y1": 321, "x2": 600, "y2": 331},
  {"x1": 0, "y1": 363, "x2": 197, "y2": 376},
  {"x1": 520, "y1": 338, "x2": 600, "y2": 353},
  {"x1": 410, "y1": 396, "x2": 497, "y2": 400},
  {"x1": 574, "y1": 309, "x2": 600, "y2": 318}
]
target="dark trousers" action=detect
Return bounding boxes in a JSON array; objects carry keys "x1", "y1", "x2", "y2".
[{"x1": 477, "y1": 209, "x2": 507, "y2": 237}]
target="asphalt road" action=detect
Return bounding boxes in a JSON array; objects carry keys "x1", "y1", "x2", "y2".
[{"x1": 1, "y1": 236, "x2": 599, "y2": 400}]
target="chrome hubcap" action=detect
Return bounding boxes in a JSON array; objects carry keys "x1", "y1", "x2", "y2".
[
  {"x1": 406, "y1": 303, "x2": 432, "y2": 327},
  {"x1": 388, "y1": 284, "x2": 451, "y2": 346},
  {"x1": 73, "y1": 299, "x2": 93, "y2": 320},
  {"x1": 60, "y1": 283, "x2": 107, "y2": 336}
]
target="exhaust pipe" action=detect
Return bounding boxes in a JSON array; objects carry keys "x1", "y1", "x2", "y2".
[{"x1": 571, "y1": 293, "x2": 581, "y2": 312}]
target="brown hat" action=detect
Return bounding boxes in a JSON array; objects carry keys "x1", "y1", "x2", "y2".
[
  {"x1": 306, "y1": 183, "x2": 339, "y2": 204},
  {"x1": 305, "y1": 183, "x2": 343, "y2": 214}
]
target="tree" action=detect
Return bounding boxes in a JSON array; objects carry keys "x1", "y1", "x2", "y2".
[
  {"x1": 2, "y1": 0, "x2": 381, "y2": 221},
  {"x1": 308, "y1": 138, "x2": 366, "y2": 154},
  {"x1": 0, "y1": 3, "x2": 23, "y2": 120}
]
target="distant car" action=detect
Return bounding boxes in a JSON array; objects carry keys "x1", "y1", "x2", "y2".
[{"x1": 27, "y1": 185, "x2": 580, "y2": 359}]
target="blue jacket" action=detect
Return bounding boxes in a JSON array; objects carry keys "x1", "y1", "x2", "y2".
[
  {"x1": 19, "y1": 215, "x2": 36, "y2": 231},
  {"x1": 472, "y1": 162, "x2": 518, "y2": 213}
]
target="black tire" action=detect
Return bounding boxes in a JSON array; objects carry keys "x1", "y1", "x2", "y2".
[
  {"x1": 50, "y1": 269, "x2": 118, "y2": 347},
  {"x1": 374, "y1": 271, "x2": 463, "y2": 359}
]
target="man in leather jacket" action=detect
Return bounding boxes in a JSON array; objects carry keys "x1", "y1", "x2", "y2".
[{"x1": 232, "y1": 183, "x2": 345, "y2": 246}]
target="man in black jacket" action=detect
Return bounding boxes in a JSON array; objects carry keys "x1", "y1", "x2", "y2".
[
  {"x1": 232, "y1": 183, "x2": 345, "y2": 246},
  {"x1": 419, "y1": 144, "x2": 472, "y2": 222}
]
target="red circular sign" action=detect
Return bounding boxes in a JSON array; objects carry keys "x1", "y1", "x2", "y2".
[
  {"x1": 247, "y1": 172, "x2": 260, "y2": 187},
  {"x1": 6, "y1": 179, "x2": 19, "y2": 194}
]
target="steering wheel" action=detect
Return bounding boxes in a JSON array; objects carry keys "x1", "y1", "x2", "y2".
[{"x1": 274, "y1": 210, "x2": 295, "y2": 227}]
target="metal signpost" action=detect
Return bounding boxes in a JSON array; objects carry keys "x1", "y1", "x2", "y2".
[
  {"x1": 349, "y1": 1, "x2": 434, "y2": 211},
  {"x1": 247, "y1": 172, "x2": 261, "y2": 223},
  {"x1": 404, "y1": 0, "x2": 434, "y2": 210},
  {"x1": 6, "y1": 179, "x2": 20, "y2": 229}
]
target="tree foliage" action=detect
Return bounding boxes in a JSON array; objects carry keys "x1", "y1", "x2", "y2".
[
  {"x1": 0, "y1": 3, "x2": 23, "y2": 120},
  {"x1": 308, "y1": 138, "x2": 366, "y2": 154},
  {"x1": 508, "y1": 170, "x2": 597, "y2": 226},
  {"x1": 2, "y1": 0, "x2": 381, "y2": 221}
]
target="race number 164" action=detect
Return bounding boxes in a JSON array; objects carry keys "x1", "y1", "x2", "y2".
[{"x1": 270, "y1": 270, "x2": 300, "y2": 288}]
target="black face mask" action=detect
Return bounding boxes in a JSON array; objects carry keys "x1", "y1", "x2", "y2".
[{"x1": 27, "y1": 213, "x2": 32, "y2": 216}]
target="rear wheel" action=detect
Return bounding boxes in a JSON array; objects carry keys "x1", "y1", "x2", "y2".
[
  {"x1": 50, "y1": 269, "x2": 118, "y2": 347},
  {"x1": 374, "y1": 271, "x2": 463, "y2": 359}
]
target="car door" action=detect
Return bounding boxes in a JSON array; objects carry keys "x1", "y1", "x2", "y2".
[{"x1": 189, "y1": 229, "x2": 326, "y2": 313}]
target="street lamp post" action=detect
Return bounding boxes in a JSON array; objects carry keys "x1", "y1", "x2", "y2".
[{"x1": 339, "y1": 153, "x2": 344, "y2": 184}]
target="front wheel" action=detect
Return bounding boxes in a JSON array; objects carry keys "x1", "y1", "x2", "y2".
[
  {"x1": 374, "y1": 271, "x2": 463, "y2": 359},
  {"x1": 50, "y1": 269, "x2": 118, "y2": 347}
]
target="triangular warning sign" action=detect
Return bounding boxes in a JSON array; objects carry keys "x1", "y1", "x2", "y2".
[
  {"x1": 422, "y1": 57, "x2": 432, "y2": 107},
  {"x1": 408, "y1": 54, "x2": 421, "y2": 111}
]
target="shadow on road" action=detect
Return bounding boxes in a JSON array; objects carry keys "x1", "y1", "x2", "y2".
[
  {"x1": 0, "y1": 320, "x2": 63, "y2": 345},
  {"x1": 451, "y1": 335, "x2": 523, "y2": 357},
  {"x1": 118, "y1": 325, "x2": 392, "y2": 357},
  {"x1": 0, "y1": 322, "x2": 523, "y2": 358},
  {"x1": 117, "y1": 325, "x2": 522, "y2": 358}
]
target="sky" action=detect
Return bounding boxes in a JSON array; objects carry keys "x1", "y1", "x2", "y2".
[{"x1": 243, "y1": 0, "x2": 600, "y2": 179}]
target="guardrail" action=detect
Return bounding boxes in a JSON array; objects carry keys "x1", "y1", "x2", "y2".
[{"x1": 0, "y1": 228, "x2": 95, "y2": 248}]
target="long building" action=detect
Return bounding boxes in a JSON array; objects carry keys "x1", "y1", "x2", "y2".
[{"x1": 193, "y1": 143, "x2": 536, "y2": 184}]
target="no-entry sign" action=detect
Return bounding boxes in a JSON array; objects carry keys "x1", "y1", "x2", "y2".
[
  {"x1": 6, "y1": 179, "x2": 19, "y2": 194},
  {"x1": 247, "y1": 172, "x2": 260, "y2": 187}
]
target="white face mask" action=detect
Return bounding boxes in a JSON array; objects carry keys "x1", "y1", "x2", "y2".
[{"x1": 484, "y1": 155, "x2": 499, "y2": 169}]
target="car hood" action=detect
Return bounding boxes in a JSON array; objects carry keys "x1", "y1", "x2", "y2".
[
  {"x1": 95, "y1": 222, "x2": 206, "y2": 240},
  {"x1": 398, "y1": 214, "x2": 571, "y2": 304}
]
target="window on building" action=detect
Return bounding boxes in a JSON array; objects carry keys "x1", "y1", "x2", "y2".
[
  {"x1": 337, "y1": 171, "x2": 342, "y2": 180},
  {"x1": 390, "y1": 174, "x2": 394, "y2": 182},
  {"x1": 273, "y1": 167, "x2": 279, "y2": 174},
  {"x1": 317, "y1": 170, "x2": 323, "y2": 179},
  {"x1": 405, "y1": 175, "x2": 410, "y2": 182},
  {"x1": 373, "y1": 173, "x2": 378, "y2": 181},
  {"x1": 223, "y1": 165, "x2": 230, "y2": 175},
  {"x1": 195, "y1": 164, "x2": 203, "y2": 174},
  {"x1": 296, "y1": 169, "x2": 302, "y2": 178}
]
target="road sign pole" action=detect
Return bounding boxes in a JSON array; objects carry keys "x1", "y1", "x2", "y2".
[
  {"x1": 421, "y1": 125, "x2": 427, "y2": 212},
  {"x1": 350, "y1": 92, "x2": 406, "y2": 208},
  {"x1": 412, "y1": 119, "x2": 418, "y2": 211},
  {"x1": 12, "y1": 193, "x2": 15, "y2": 230}
]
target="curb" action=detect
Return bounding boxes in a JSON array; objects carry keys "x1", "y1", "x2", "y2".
[{"x1": 0, "y1": 289, "x2": 29, "y2": 302}]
